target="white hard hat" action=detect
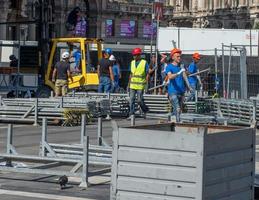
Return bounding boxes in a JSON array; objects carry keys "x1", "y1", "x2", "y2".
[
  {"x1": 109, "y1": 55, "x2": 116, "y2": 61},
  {"x1": 62, "y1": 52, "x2": 70, "y2": 59}
]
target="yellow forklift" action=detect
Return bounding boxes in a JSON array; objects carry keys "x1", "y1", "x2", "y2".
[{"x1": 37, "y1": 37, "x2": 103, "y2": 97}]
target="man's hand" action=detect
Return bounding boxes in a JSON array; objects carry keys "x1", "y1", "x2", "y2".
[
  {"x1": 70, "y1": 77, "x2": 73, "y2": 82},
  {"x1": 52, "y1": 78, "x2": 55, "y2": 83},
  {"x1": 177, "y1": 68, "x2": 185, "y2": 75},
  {"x1": 200, "y1": 85, "x2": 203, "y2": 91},
  {"x1": 111, "y1": 81, "x2": 115, "y2": 88}
]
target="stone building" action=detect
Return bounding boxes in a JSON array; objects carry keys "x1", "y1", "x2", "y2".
[
  {"x1": 0, "y1": 0, "x2": 173, "y2": 46},
  {"x1": 167, "y1": 0, "x2": 255, "y2": 29},
  {"x1": 0, "y1": 0, "x2": 257, "y2": 43}
]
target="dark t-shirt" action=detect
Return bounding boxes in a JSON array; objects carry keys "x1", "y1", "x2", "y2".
[
  {"x1": 99, "y1": 58, "x2": 111, "y2": 77},
  {"x1": 55, "y1": 61, "x2": 70, "y2": 80},
  {"x1": 10, "y1": 59, "x2": 18, "y2": 67}
]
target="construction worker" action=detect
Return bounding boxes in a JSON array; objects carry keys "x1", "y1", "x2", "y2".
[
  {"x1": 128, "y1": 47, "x2": 150, "y2": 119},
  {"x1": 159, "y1": 53, "x2": 170, "y2": 94},
  {"x1": 166, "y1": 48, "x2": 192, "y2": 122},
  {"x1": 97, "y1": 48, "x2": 114, "y2": 93},
  {"x1": 186, "y1": 52, "x2": 203, "y2": 101},
  {"x1": 52, "y1": 52, "x2": 73, "y2": 97},
  {"x1": 109, "y1": 55, "x2": 121, "y2": 93}
]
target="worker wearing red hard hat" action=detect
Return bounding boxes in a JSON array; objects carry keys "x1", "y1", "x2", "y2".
[
  {"x1": 128, "y1": 47, "x2": 150, "y2": 119},
  {"x1": 165, "y1": 48, "x2": 192, "y2": 122},
  {"x1": 186, "y1": 52, "x2": 203, "y2": 101}
]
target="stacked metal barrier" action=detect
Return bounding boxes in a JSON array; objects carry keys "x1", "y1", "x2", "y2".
[
  {"x1": 0, "y1": 97, "x2": 104, "y2": 123},
  {"x1": 0, "y1": 117, "x2": 112, "y2": 188},
  {"x1": 0, "y1": 93, "x2": 213, "y2": 123},
  {"x1": 210, "y1": 98, "x2": 255, "y2": 125}
]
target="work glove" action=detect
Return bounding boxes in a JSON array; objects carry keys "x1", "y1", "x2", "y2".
[
  {"x1": 111, "y1": 81, "x2": 115, "y2": 87},
  {"x1": 177, "y1": 68, "x2": 185, "y2": 75}
]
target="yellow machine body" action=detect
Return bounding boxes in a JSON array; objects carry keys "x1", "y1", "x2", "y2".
[{"x1": 44, "y1": 37, "x2": 103, "y2": 91}]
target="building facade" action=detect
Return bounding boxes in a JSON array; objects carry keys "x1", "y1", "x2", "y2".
[{"x1": 0, "y1": 0, "x2": 258, "y2": 43}]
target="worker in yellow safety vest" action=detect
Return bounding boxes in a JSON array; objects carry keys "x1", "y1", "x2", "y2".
[{"x1": 128, "y1": 47, "x2": 151, "y2": 119}]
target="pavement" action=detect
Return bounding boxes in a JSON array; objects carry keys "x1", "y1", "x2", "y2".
[
  {"x1": 0, "y1": 118, "x2": 158, "y2": 200},
  {"x1": 0, "y1": 119, "x2": 258, "y2": 200}
]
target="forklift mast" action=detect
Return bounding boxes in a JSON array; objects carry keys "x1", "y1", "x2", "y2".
[
  {"x1": 36, "y1": 0, "x2": 55, "y2": 86},
  {"x1": 37, "y1": 0, "x2": 90, "y2": 85}
]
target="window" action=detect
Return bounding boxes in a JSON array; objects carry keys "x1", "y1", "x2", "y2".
[{"x1": 10, "y1": 0, "x2": 18, "y2": 9}]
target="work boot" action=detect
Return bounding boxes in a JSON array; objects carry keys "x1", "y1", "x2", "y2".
[
  {"x1": 127, "y1": 115, "x2": 133, "y2": 120},
  {"x1": 170, "y1": 116, "x2": 176, "y2": 123}
]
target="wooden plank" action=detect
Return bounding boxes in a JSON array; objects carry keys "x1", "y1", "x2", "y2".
[
  {"x1": 117, "y1": 191, "x2": 193, "y2": 200},
  {"x1": 205, "y1": 162, "x2": 253, "y2": 185},
  {"x1": 117, "y1": 176, "x2": 196, "y2": 197},
  {"x1": 205, "y1": 177, "x2": 252, "y2": 199},
  {"x1": 217, "y1": 190, "x2": 253, "y2": 200},
  {"x1": 205, "y1": 128, "x2": 254, "y2": 154},
  {"x1": 118, "y1": 128, "x2": 204, "y2": 152},
  {"x1": 117, "y1": 161, "x2": 197, "y2": 182},
  {"x1": 118, "y1": 146, "x2": 198, "y2": 167},
  {"x1": 205, "y1": 148, "x2": 253, "y2": 169}
]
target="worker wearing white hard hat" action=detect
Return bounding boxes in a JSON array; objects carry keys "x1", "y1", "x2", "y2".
[
  {"x1": 109, "y1": 55, "x2": 121, "y2": 93},
  {"x1": 109, "y1": 55, "x2": 116, "y2": 61},
  {"x1": 62, "y1": 52, "x2": 70, "y2": 59},
  {"x1": 52, "y1": 51, "x2": 73, "y2": 97}
]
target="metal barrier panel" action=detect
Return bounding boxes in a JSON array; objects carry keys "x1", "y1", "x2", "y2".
[{"x1": 111, "y1": 123, "x2": 255, "y2": 200}]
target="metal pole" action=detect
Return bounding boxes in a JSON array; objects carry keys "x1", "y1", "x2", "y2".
[
  {"x1": 222, "y1": 43, "x2": 226, "y2": 98},
  {"x1": 131, "y1": 114, "x2": 135, "y2": 126},
  {"x1": 240, "y1": 47, "x2": 247, "y2": 99},
  {"x1": 80, "y1": 136, "x2": 89, "y2": 188},
  {"x1": 60, "y1": 97, "x2": 64, "y2": 108},
  {"x1": 150, "y1": 3, "x2": 154, "y2": 60},
  {"x1": 214, "y1": 48, "x2": 218, "y2": 95},
  {"x1": 97, "y1": 117, "x2": 102, "y2": 146},
  {"x1": 106, "y1": 93, "x2": 111, "y2": 120},
  {"x1": 227, "y1": 43, "x2": 232, "y2": 99},
  {"x1": 41, "y1": 117, "x2": 47, "y2": 157},
  {"x1": 250, "y1": 28, "x2": 252, "y2": 57},
  {"x1": 6, "y1": 124, "x2": 13, "y2": 166},
  {"x1": 252, "y1": 100, "x2": 257, "y2": 123},
  {"x1": 81, "y1": 114, "x2": 86, "y2": 144},
  {"x1": 7, "y1": 124, "x2": 13, "y2": 154},
  {"x1": 154, "y1": 15, "x2": 160, "y2": 91},
  {"x1": 33, "y1": 98, "x2": 38, "y2": 126}
]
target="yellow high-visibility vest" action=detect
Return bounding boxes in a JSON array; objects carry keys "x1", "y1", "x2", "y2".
[{"x1": 130, "y1": 59, "x2": 147, "y2": 90}]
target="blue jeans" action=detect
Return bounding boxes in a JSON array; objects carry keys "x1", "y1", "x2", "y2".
[
  {"x1": 111, "y1": 78, "x2": 119, "y2": 93},
  {"x1": 169, "y1": 93, "x2": 184, "y2": 122},
  {"x1": 98, "y1": 76, "x2": 111, "y2": 93},
  {"x1": 129, "y1": 89, "x2": 148, "y2": 115},
  {"x1": 186, "y1": 83, "x2": 197, "y2": 102}
]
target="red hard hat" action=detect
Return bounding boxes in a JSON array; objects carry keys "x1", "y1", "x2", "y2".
[
  {"x1": 170, "y1": 48, "x2": 182, "y2": 56},
  {"x1": 132, "y1": 48, "x2": 142, "y2": 56},
  {"x1": 193, "y1": 52, "x2": 201, "y2": 60}
]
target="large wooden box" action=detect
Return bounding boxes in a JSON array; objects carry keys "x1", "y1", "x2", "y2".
[{"x1": 111, "y1": 123, "x2": 255, "y2": 200}]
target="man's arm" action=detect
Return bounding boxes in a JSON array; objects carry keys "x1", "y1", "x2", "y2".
[
  {"x1": 109, "y1": 66, "x2": 114, "y2": 82},
  {"x1": 97, "y1": 65, "x2": 100, "y2": 77},
  {"x1": 118, "y1": 64, "x2": 121, "y2": 79},
  {"x1": 183, "y1": 71, "x2": 192, "y2": 91},
  {"x1": 67, "y1": 70, "x2": 73, "y2": 82},
  {"x1": 52, "y1": 68, "x2": 57, "y2": 82}
]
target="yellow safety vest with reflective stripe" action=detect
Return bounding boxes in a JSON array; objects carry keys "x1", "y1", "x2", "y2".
[{"x1": 130, "y1": 59, "x2": 147, "y2": 90}]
